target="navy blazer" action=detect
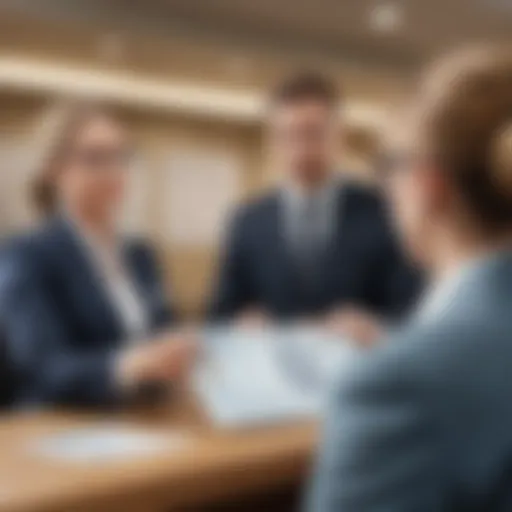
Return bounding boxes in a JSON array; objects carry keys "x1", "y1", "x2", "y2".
[
  {"x1": 210, "y1": 182, "x2": 421, "y2": 320},
  {"x1": 0, "y1": 218, "x2": 174, "y2": 407}
]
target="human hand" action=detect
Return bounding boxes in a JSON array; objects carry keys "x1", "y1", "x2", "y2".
[
  {"x1": 324, "y1": 306, "x2": 383, "y2": 347},
  {"x1": 234, "y1": 307, "x2": 271, "y2": 329},
  {"x1": 116, "y1": 332, "x2": 198, "y2": 390}
]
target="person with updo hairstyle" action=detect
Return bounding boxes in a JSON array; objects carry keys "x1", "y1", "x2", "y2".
[
  {"x1": 0, "y1": 100, "x2": 196, "y2": 407},
  {"x1": 307, "y1": 46, "x2": 512, "y2": 511}
]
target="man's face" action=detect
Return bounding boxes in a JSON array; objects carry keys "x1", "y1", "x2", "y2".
[{"x1": 268, "y1": 100, "x2": 339, "y2": 186}]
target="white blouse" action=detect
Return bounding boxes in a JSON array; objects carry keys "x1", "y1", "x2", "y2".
[{"x1": 78, "y1": 227, "x2": 149, "y2": 343}]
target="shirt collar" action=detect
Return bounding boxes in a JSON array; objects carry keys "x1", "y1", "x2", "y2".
[
  {"x1": 282, "y1": 173, "x2": 341, "y2": 208},
  {"x1": 63, "y1": 213, "x2": 124, "y2": 273}
]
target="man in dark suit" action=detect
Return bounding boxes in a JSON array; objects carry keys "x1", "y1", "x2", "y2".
[{"x1": 209, "y1": 72, "x2": 420, "y2": 339}]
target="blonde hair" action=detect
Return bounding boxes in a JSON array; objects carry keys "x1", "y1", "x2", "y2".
[
  {"x1": 415, "y1": 45, "x2": 512, "y2": 231},
  {"x1": 29, "y1": 99, "x2": 112, "y2": 216}
]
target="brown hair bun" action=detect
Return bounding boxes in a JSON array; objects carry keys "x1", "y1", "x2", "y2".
[
  {"x1": 417, "y1": 45, "x2": 512, "y2": 232},
  {"x1": 490, "y1": 122, "x2": 512, "y2": 195}
]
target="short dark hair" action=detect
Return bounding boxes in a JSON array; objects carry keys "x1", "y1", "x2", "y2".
[{"x1": 270, "y1": 71, "x2": 340, "y2": 108}]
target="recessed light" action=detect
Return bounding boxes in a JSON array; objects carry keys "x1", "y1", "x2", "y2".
[{"x1": 369, "y1": 3, "x2": 404, "y2": 33}]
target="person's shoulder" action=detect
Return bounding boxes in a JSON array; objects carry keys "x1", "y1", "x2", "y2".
[
  {"x1": 231, "y1": 190, "x2": 279, "y2": 226},
  {"x1": 124, "y1": 235, "x2": 153, "y2": 253},
  {"x1": 335, "y1": 321, "x2": 461, "y2": 401},
  {"x1": 3, "y1": 221, "x2": 58, "y2": 265},
  {"x1": 124, "y1": 236, "x2": 161, "y2": 265},
  {"x1": 341, "y1": 178, "x2": 386, "y2": 215},
  {"x1": 0, "y1": 221, "x2": 60, "y2": 291},
  {"x1": 340, "y1": 317, "x2": 492, "y2": 405},
  {"x1": 237, "y1": 190, "x2": 279, "y2": 217},
  {"x1": 4, "y1": 218, "x2": 82, "y2": 278},
  {"x1": 338, "y1": 179, "x2": 395, "y2": 247}
]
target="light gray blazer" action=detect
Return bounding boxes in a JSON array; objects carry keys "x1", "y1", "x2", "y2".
[{"x1": 307, "y1": 251, "x2": 512, "y2": 511}]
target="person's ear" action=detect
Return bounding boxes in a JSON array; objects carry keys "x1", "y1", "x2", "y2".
[{"x1": 422, "y1": 164, "x2": 451, "y2": 213}]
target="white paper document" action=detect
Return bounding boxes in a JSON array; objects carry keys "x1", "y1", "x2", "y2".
[
  {"x1": 194, "y1": 327, "x2": 359, "y2": 428},
  {"x1": 30, "y1": 424, "x2": 189, "y2": 463}
]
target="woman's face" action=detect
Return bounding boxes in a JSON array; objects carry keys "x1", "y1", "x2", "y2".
[
  {"x1": 383, "y1": 115, "x2": 437, "y2": 266},
  {"x1": 57, "y1": 113, "x2": 131, "y2": 224}
]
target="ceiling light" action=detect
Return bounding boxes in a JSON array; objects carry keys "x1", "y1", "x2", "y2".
[{"x1": 369, "y1": 3, "x2": 404, "y2": 33}]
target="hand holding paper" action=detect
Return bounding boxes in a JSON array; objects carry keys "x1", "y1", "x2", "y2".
[
  {"x1": 324, "y1": 306, "x2": 383, "y2": 347},
  {"x1": 193, "y1": 327, "x2": 360, "y2": 427},
  {"x1": 116, "y1": 332, "x2": 198, "y2": 390}
]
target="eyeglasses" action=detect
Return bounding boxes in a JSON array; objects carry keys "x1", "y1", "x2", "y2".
[
  {"x1": 377, "y1": 150, "x2": 420, "y2": 181},
  {"x1": 66, "y1": 146, "x2": 134, "y2": 170}
]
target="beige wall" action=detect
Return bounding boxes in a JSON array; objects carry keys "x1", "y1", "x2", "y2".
[{"x1": 124, "y1": 110, "x2": 263, "y2": 318}]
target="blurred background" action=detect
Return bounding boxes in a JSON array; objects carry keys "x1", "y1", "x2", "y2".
[{"x1": 0, "y1": 0, "x2": 510, "y2": 318}]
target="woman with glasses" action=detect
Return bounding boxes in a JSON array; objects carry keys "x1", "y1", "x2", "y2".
[{"x1": 0, "y1": 100, "x2": 196, "y2": 407}]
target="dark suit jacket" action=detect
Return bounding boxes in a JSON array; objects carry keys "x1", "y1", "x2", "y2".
[
  {"x1": 0, "y1": 330, "x2": 15, "y2": 409},
  {"x1": 210, "y1": 182, "x2": 421, "y2": 320},
  {"x1": 308, "y1": 252, "x2": 512, "y2": 511},
  {"x1": 0, "y1": 217, "x2": 174, "y2": 407}
]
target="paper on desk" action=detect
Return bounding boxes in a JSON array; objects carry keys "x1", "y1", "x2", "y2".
[
  {"x1": 194, "y1": 327, "x2": 359, "y2": 428},
  {"x1": 30, "y1": 424, "x2": 189, "y2": 463},
  {"x1": 278, "y1": 326, "x2": 360, "y2": 392}
]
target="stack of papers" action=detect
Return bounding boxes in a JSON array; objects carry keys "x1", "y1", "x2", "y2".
[{"x1": 193, "y1": 326, "x2": 359, "y2": 428}]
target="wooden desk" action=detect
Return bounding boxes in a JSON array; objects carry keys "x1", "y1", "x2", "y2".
[{"x1": 0, "y1": 396, "x2": 317, "y2": 512}]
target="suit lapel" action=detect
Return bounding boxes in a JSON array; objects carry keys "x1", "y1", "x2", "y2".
[
  {"x1": 51, "y1": 218, "x2": 124, "y2": 342},
  {"x1": 121, "y1": 243, "x2": 157, "y2": 329}
]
